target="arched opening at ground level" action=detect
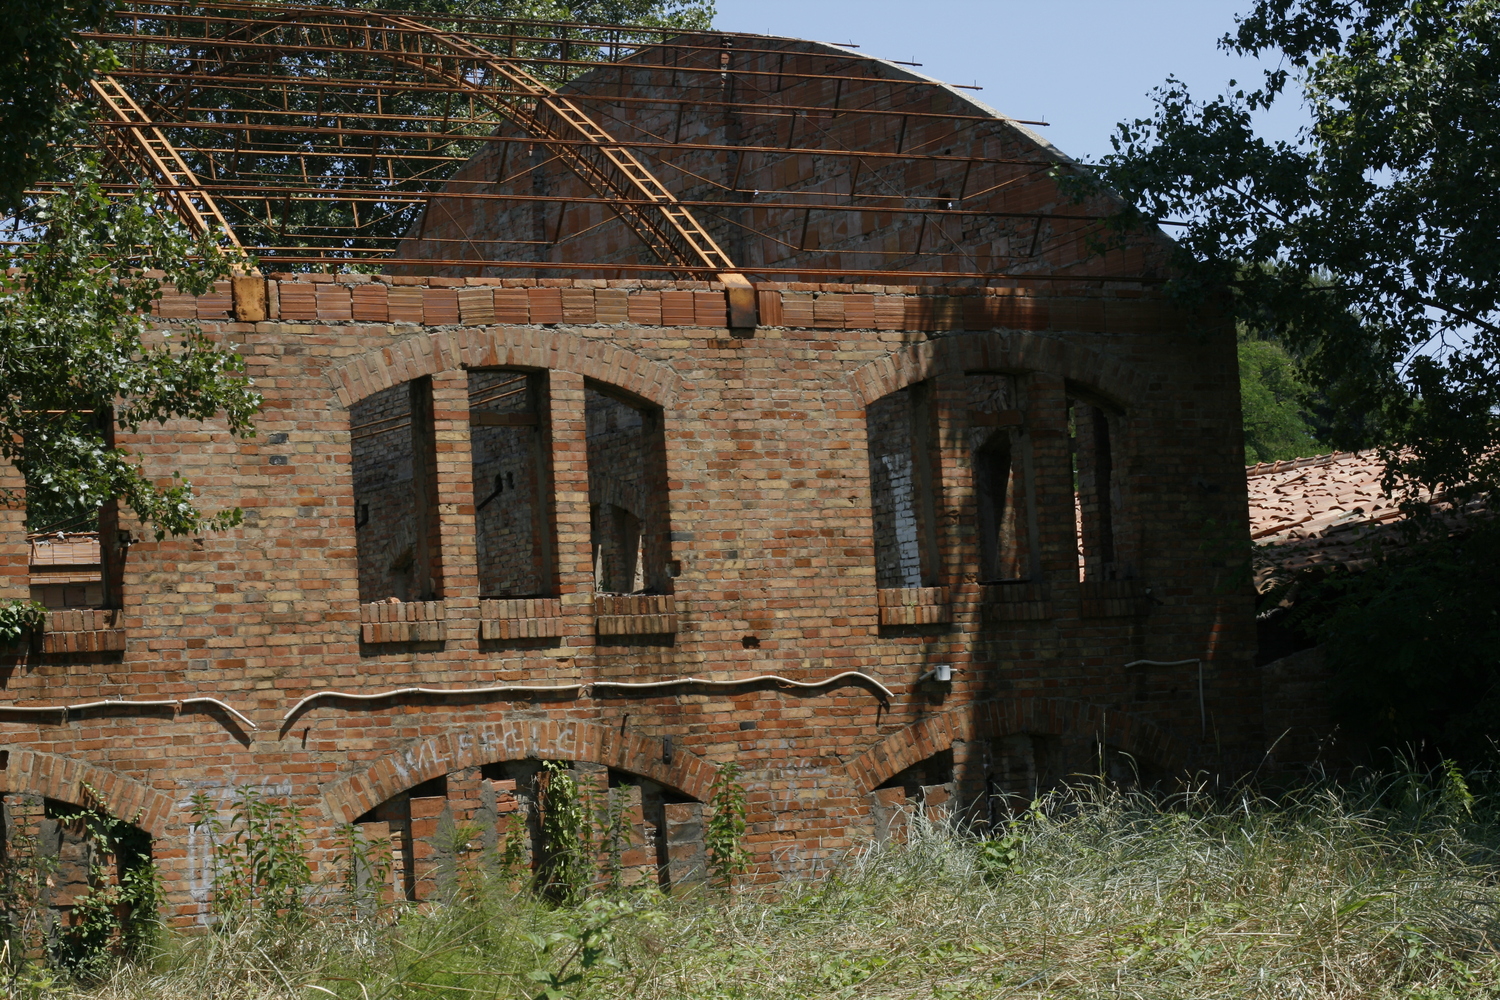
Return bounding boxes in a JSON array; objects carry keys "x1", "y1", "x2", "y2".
[
  {"x1": 350, "y1": 759, "x2": 705, "y2": 901},
  {"x1": 1, "y1": 787, "x2": 157, "y2": 966},
  {"x1": 858, "y1": 698, "x2": 1186, "y2": 840}
]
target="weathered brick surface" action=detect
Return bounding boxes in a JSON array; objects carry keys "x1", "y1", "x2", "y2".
[{"x1": 0, "y1": 271, "x2": 1259, "y2": 921}]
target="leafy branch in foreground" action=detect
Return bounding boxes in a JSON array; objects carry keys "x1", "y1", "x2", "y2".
[
  {"x1": 0, "y1": 600, "x2": 46, "y2": 642},
  {"x1": 0, "y1": 159, "x2": 261, "y2": 538},
  {"x1": 1077, "y1": 0, "x2": 1500, "y2": 503}
]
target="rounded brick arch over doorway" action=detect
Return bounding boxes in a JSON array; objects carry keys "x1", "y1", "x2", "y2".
[
  {"x1": 847, "y1": 331, "x2": 1151, "y2": 410},
  {"x1": 322, "y1": 719, "x2": 719, "y2": 824},
  {"x1": 326, "y1": 327, "x2": 684, "y2": 411},
  {"x1": 0, "y1": 749, "x2": 174, "y2": 837},
  {"x1": 844, "y1": 697, "x2": 1192, "y2": 795}
]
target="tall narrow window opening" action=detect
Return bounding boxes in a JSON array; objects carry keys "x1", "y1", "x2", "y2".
[
  {"x1": 1070, "y1": 396, "x2": 1117, "y2": 581},
  {"x1": 968, "y1": 373, "x2": 1034, "y2": 582},
  {"x1": 350, "y1": 378, "x2": 443, "y2": 603},
  {"x1": 585, "y1": 383, "x2": 670, "y2": 595},
  {"x1": 23, "y1": 409, "x2": 118, "y2": 610},
  {"x1": 469, "y1": 369, "x2": 552, "y2": 597},
  {"x1": 865, "y1": 384, "x2": 940, "y2": 589}
]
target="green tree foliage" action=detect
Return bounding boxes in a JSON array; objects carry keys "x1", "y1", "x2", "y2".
[
  {"x1": 1087, "y1": 0, "x2": 1500, "y2": 501},
  {"x1": 1238, "y1": 337, "x2": 1323, "y2": 463},
  {"x1": 0, "y1": 164, "x2": 260, "y2": 538},
  {"x1": 1285, "y1": 517, "x2": 1500, "y2": 765},
  {"x1": 0, "y1": 2, "x2": 117, "y2": 213}
]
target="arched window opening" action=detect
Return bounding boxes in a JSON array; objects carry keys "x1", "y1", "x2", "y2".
[
  {"x1": 981, "y1": 734, "x2": 1065, "y2": 815},
  {"x1": 968, "y1": 373, "x2": 1036, "y2": 583},
  {"x1": 350, "y1": 377, "x2": 443, "y2": 603},
  {"x1": 0, "y1": 792, "x2": 156, "y2": 964},
  {"x1": 585, "y1": 384, "x2": 670, "y2": 595},
  {"x1": 469, "y1": 369, "x2": 553, "y2": 598},
  {"x1": 352, "y1": 761, "x2": 703, "y2": 901},
  {"x1": 1069, "y1": 394, "x2": 1120, "y2": 582},
  {"x1": 869, "y1": 749, "x2": 954, "y2": 841},
  {"x1": 865, "y1": 384, "x2": 940, "y2": 589}
]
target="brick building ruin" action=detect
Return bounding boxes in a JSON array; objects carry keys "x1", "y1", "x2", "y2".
[{"x1": 1, "y1": 7, "x2": 1260, "y2": 924}]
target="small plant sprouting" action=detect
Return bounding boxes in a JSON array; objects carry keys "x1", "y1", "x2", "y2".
[
  {"x1": 704, "y1": 761, "x2": 750, "y2": 891},
  {"x1": 189, "y1": 786, "x2": 312, "y2": 925},
  {"x1": 332, "y1": 822, "x2": 393, "y2": 921},
  {"x1": 976, "y1": 799, "x2": 1045, "y2": 884},
  {"x1": 498, "y1": 812, "x2": 531, "y2": 887},
  {"x1": 525, "y1": 897, "x2": 660, "y2": 1000},
  {"x1": 538, "y1": 762, "x2": 593, "y2": 906},
  {"x1": 595, "y1": 781, "x2": 635, "y2": 893}
]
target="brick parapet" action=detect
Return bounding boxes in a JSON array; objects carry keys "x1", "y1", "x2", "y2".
[{"x1": 148, "y1": 273, "x2": 1199, "y2": 340}]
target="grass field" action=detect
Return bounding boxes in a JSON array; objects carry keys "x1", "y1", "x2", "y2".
[{"x1": 40, "y1": 770, "x2": 1500, "y2": 999}]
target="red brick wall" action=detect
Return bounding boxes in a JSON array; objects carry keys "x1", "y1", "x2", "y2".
[{"x1": 0, "y1": 273, "x2": 1259, "y2": 921}]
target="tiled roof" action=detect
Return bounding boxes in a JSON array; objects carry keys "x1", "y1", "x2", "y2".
[{"x1": 1247, "y1": 451, "x2": 1465, "y2": 590}]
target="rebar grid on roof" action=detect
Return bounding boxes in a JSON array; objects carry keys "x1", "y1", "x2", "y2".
[{"x1": 26, "y1": 3, "x2": 1120, "y2": 283}]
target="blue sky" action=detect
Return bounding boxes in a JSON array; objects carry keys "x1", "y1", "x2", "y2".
[{"x1": 712, "y1": 0, "x2": 1306, "y2": 163}]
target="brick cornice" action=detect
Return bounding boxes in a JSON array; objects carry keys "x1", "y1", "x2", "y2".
[
  {"x1": 0, "y1": 749, "x2": 174, "y2": 837},
  {"x1": 326, "y1": 327, "x2": 683, "y2": 410},
  {"x1": 846, "y1": 331, "x2": 1150, "y2": 409},
  {"x1": 322, "y1": 717, "x2": 718, "y2": 823},
  {"x1": 844, "y1": 696, "x2": 1192, "y2": 795}
]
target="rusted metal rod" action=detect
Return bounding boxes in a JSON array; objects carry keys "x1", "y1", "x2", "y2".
[
  {"x1": 95, "y1": 70, "x2": 1034, "y2": 126},
  {"x1": 36, "y1": 181, "x2": 1108, "y2": 221},
  {"x1": 87, "y1": 117, "x2": 1051, "y2": 167}
]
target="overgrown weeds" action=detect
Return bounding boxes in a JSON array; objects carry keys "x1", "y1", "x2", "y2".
[{"x1": 45, "y1": 768, "x2": 1500, "y2": 998}]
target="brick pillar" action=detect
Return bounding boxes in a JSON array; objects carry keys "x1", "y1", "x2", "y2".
[
  {"x1": 408, "y1": 794, "x2": 448, "y2": 901},
  {"x1": 611, "y1": 783, "x2": 654, "y2": 886},
  {"x1": 355, "y1": 820, "x2": 399, "y2": 908},
  {"x1": 0, "y1": 455, "x2": 28, "y2": 603},
  {"x1": 446, "y1": 767, "x2": 485, "y2": 828},
  {"x1": 661, "y1": 801, "x2": 705, "y2": 890},
  {"x1": 931, "y1": 371, "x2": 974, "y2": 588},
  {"x1": 1023, "y1": 373, "x2": 1076, "y2": 590},
  {"x1": 430, "y1": 370, "x2": 477, "y2": 641},
  {"x1": 868, "y1": 787, "x2": 909, "y2": 844},
  {"x1": 547, "y1": 369, "x2": 592, "y2": 624}
]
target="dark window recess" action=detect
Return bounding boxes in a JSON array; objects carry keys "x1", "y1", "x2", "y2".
[
  {"x1": 350, "y1": 377, "x2": 443, "y2": 602},
  {"x1": 585, "y1": 383, "x2": 671, "y2": 595},
  {"x1": 1070, "y1": 397, "x2": 1117, "y2": 581},
  {"x1": 969, "y1": 373, "x2": 1036, "y2": 583},
  {"x1": 865, "y1": 384, "x2": 940, "y2": 589},
  {"x1": 469, "y1": 369, "x2": 553, "y2": 598}
]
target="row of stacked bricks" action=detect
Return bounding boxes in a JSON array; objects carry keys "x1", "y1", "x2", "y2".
[{"x1": 150, "y1": 276, "x2": 1086, "y2": 333}]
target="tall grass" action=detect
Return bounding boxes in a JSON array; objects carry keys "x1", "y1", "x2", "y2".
[{"x1": 59, "y1": 772, "x2": 1500, "y2": 999}]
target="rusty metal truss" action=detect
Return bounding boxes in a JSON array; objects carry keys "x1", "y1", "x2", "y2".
[{"x1": 22, "y1": 1, "x2": 1122, "y2": 283}]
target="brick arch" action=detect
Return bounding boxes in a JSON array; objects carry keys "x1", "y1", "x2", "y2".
[
  {"x1": 844, "y1": 696, "x2": 1192, "y2": 795},
  {"x1": 326, "y1": 326, "x2": 684, "y2": 411},
  {"x1": 322, "y1": 718, "x2": 718, "y2": 824},
  {"x1": 847, "y1": 331, "x2": 1149, "y2": 410},
  {"x1": 0, "y1": 750, "x2": 174, "y2": 837}
]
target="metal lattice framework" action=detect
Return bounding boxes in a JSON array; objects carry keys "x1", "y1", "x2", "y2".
[{"x1": 28, "y1": 1, "x2": 1136, "y2": 282}]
